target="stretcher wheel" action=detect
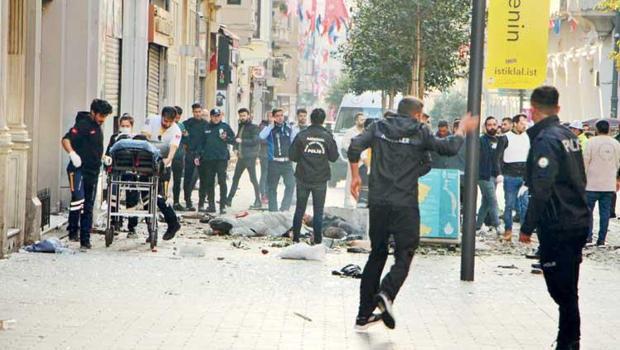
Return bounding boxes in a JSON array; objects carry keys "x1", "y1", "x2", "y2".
[
  {"x1": 149, "y1": 228, "x2": 157, "y2": 250},
  {"x1": 105, "y1": 227, "x2": 114, "y2": 247}
]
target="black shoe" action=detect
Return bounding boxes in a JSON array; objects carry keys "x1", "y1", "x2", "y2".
[
  {"x1": 127, "y1": 229, "x2": 138, "y2": 239},
  {"x1": 250, "y1": 201, "x2": 262, "y2": 209},
  {"x1": 220, "y1": 207, "x2": 227, "y2": 215},
  {"x1": 80, "y1": 242, "x2": 92, "y2": 250},
  {"x1": 556, "y1": 340, "x2": 580, "y2": 350},
  {"x1": 69, "y1": 234, "x2": 79, "y2": 242},
  {"x1": 186, "y1": 204, "x2": 196, "y2": 212},
  {"x1": 173, "y1": 203, "x2": 185, "y2": 211},
  {"x1": 206, "y1": 206, "x2": 216, "y2": 213},
  {"x1": 531, "y1": 263, "x2": 542, "y2": 269},
  {"x1": 596, "y1": 241, "x2": 606, "y2": 247},
  {"x1": 354, "y1": 313, "x2": 382, "y2": 331},
  {"x1": 375, "y1": 292, "x2": 395, "y2": 329},
  {"x1": 163, "y1": 221, "x2": 181, "y2": 241},
  {"x1": 146, "y1": 235, "x2": 152, "y2": 244}
]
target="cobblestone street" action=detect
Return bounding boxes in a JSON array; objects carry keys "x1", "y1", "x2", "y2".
[{"x1": 1, "y1": 184, "x2": 620, "y2": 350}]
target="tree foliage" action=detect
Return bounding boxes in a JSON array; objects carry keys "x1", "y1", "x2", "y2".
[
  {"x1": 339, "y1": 0, "x2": 470, "y2": 96},
  {"x1": 429, "y1": 91, "x2": 467, "y2": 123},
  {"x1": 325, "y1": 75, "x2": 352, "y2": 108}
]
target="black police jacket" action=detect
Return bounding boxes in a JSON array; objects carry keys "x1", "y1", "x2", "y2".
[
  {"x1": 234, "y1": 121, "x2": 261, "y2": 159},
  {"x1": 348, "y1": 114, "x2": 464, "y2": 208},
  {"x1": 289, "y1": 124, "x2": 339, "y2": 184},
  {"x1": 521, "y1": 115, "x2": 590, "y2": 238},
  {"x1": 200, "y1": 122, "x2": 236, "y2": 161},
  {"x1": 62, "y1": 111, "x2": 103, "y2": 178},
  {"x1": 182, "y1": 118, "x2": 207, "y2": 155}
]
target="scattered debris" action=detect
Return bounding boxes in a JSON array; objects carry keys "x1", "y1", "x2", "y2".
[
  {"x1": 347, "y1": 247, "x2": 370, "y2": 254},
  {"x1": 497, "y1": 264, "x2": 518, "y2": 269},
  {"x1": 261, "y1": 249, "x2": 269, "y2": 255},
  {"x1": 332, "y1": 264, "x2": 362, "y2": 279},
  {"x1": 278, "y1": 243, "x2": 326, "y2": 261},
  {"x1": 217, "y1": 257, "x2": 225, "y2": 261},
  {"x1": 231, "y1": 241, "x2": 250, "y2": 250},
  {"x1": 293, "y1": 312, "x2": 312, "y2": 322}
]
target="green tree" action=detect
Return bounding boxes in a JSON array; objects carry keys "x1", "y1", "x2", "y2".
[
  {"x1": 429, "y1": 91, "x2": 467, "y2": 123},
  {"x1": 340, "y1": 0, "x2": 470, "y2": 98},
  {"x1": 325, "y1": 75, "x2": 351, "y2": 108}
]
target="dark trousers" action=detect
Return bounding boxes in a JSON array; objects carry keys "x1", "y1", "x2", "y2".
[
  {"x1": 292, "y1": 182, "x2": 327, "y2": 243},
  {"x1": 358, "y1": 205, "x2": 420, "y2": 318},
  {"x1": 267, "y1": 161, "x2": 295, "y2": 212},
  {"x1": 611, "y1": 192, "x2": 617, "y2": 217},
  {"x1": 200, "y1": 159, "x2": 228, "y2": 208},
  {"x1": 227, "y1": 157, "x2": 260, "y2": 204},
  {"x1": 128, "y1": 173, "x2": 178, "y2": 230},
  {"x1": 259, "y1": 156, "x2": 268, "y2": 197},
  {"x1": 183, "y1": 155, "x2": 199, "y2": 206},
  {"x1": 67, "y1": 169, "x2": 98, "y2": 245},
  {"x1": 171, "y1": 158, "x2": 184, "y2": 204},
  {"x1": 539, "y1": 231, "x2": 587, "y2": 348}
]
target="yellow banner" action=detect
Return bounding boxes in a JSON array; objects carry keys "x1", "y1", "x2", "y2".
[{"x1": 485, "y1": 0, "x2": 551, "y2": 89}]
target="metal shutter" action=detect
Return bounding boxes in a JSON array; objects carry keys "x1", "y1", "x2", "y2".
[
  {"x1": 147, "y1": 44, "x2": 161, "y2": 116},
  {"x1": 103, "y1": 35, "x2": 122, "y2": 117}
]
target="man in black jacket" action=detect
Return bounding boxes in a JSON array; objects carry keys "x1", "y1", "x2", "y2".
[
  {"x1": 61, "y1": 99, "x2": 113, "y2": 249},
  {"x1": 476, "y1": 116, "x2": 506, "y2": 234},
  {"x1": 196, "y1": 108, "x2": 235, "y2": 214},
  {"x1": 227, "y1": 108, "x2": 262, "y2": 208},
  {"x1": 289, "y1": 108, "x2": 339, "y2": 244},
  {"x1": 519, "y1": 86, "x2": 589, "y2": 350},
  {"x1": 348, "y1": 96, "x2": 477, "y2": 331},
  {"x1": 182, "y1": 103, "x2": 207, "y2": 211}
]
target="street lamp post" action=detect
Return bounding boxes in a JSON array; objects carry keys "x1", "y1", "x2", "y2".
[
  {"x1": 461, "y1": 0, "x2": 486, "y2": 282},
  {"x1": 611, "y1": 11, "x2": 620, "y2": 119}
]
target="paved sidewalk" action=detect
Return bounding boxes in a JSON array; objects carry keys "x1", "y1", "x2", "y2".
[{"x1": 0, "y1": 233, "x2": 619, "y2": 350}]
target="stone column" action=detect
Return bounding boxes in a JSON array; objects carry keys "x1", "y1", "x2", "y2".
[{"x1": 0, "y1": 0, "x2": 12, "y2": 258}]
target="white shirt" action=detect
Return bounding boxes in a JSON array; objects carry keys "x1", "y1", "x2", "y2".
[
  {"x1": 503, "y1": 131, "x2": 530, "y2": 163},
  {"x1": 584, "y1": 135, "x2": 620, "y2": 192},
  {"x1": 142, "y1": 115, "x2": 182, "y2": 147}
]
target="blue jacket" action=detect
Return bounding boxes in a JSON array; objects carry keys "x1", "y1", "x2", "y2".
[{"x1": 259, "y1": 122, "x2": 298, "y2": 160}]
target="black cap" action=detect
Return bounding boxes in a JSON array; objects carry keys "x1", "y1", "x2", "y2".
[{"x1": 210, "y1": 108, "x2": 222, "y2": 116}]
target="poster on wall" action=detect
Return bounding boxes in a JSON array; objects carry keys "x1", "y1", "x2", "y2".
[{"x1": 419, "y1": 169, "x2": 461, "y2": 242}]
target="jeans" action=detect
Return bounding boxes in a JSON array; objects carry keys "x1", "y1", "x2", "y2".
[
  {"x1": 227, "y1": 157, "x2": 260, "y2": 205},
  {"x1": 259, "y1": 157, "x2": 268, "y2": 197},
  {"x1": 539, "y1": 231, "x2": 586, "y2": 348},
  {"x1": 67, "y1": 169, "x2": 98, "y2": 245},
  {"x1": 586, "y1": 191, "x2": 613, "y2": 243},
  {"x1": 358, "y1": 205, "x2": 420, "y2": 318},
  {"x1": 292, "y1": 182, "x2": 327, "y2": 243},
  {"x1": 476, "y1": 178, "x2": 500, "y2": 229},
  {"x1": 200, "y1": 159, "x2": 228, "y2": 209},
  {"x1": 183, "y1": 154, "x2": 199, "y2": 207},
  {"x1": 503, "y1": 176, "x2": 528, "y2": 230},
  {"x1": 171, "y1": 157, "x2": 184, "y2": 204},
  {"x1": 267, "y1": 161, "x2": 295, "y2": 212}
]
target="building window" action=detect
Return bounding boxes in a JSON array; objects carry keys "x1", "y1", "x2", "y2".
[{"x1": 227, "y1": 0, "x2": 242, "y2": 4}]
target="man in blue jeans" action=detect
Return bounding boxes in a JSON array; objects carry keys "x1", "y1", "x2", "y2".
[
  {"x1": 583, "y1": 120, "x2": 620, "y2": 245},
  {"x1": 501, "y1": 114, "x2": 530, "y2": 241},
  {"x1": 476, "y1": 116, "x2": 506, "y2": 234}
]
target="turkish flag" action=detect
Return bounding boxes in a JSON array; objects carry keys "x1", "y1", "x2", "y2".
[
  {"x1": 209, "y1": 52, "x2": 217, "y2": 72},
  {"x1": 322, "y1": 0, "x2": 348, "y2": 35}
]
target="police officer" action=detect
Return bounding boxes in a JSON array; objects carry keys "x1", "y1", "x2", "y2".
[
  {"x1": 196, "y1": 108, "x2": 235, "y2": 214},
  {"x1": 289, "y1": 108, "x2": 339, "y2": 244},
  {"x1": 519, "y1": 86, "x2": 589, "y2": 350},
  {"x1": 348, "y1": 96, "x2": 477, "y2": 331},
  {"x1": 61, "y1": 99, "x2": 113, "y2": 249},
  {"x1": 181, "y1": 103, "x2": 207, "y2": 211}
]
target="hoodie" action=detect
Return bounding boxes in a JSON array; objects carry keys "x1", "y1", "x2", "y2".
[
  {"x1": 62, "y1": 111, "x2": 104, "y2": 177},
  {"x1": 348, "y1": 114, "x2": 464, "y2": 207}
]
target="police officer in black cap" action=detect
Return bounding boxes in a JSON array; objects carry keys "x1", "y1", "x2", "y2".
[{"x1": 519, "y1": 86, "x2": 589, "y2": 350}]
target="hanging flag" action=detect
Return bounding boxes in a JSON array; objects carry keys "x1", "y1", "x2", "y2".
[
  {"x1": 209, "y1": 52, "x2": 217, "y2": 72},
  {"x1": 553, "y1": 18, "x2": 561, "y2": 34},
  {"x1": 322, "y1": 0, "x2": 349, "y2": 36},
  {"x1": 322, "y1": 49, "x2": 329, "y2": 63},
  {"x1": 306, "y1": 0, "x2": 317, "y2": 33},
  {"x1": 297, "y1": 2, "x2": 304, "y2": 21},
  {"x1": 568, "y1": 16, "x2": 578, "y2": 32}
]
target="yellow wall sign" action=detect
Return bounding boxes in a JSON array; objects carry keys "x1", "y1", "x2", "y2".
[{"x1": 485, "y1": 0, "x2": 551, "y2": 89}]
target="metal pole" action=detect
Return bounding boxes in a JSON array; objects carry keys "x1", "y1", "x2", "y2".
[
  {"x1": 461, "y1": 0, "x2": 486, "y2": 282},
  {"x1": 611, "y1": 11, "x2": 620, "y2": 119}
]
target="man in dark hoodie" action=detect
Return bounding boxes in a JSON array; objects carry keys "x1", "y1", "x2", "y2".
[
  {"x1": 61, "y1": 99, "x2": 113, "y2": 249},
  {"x1": 196, "y1": 108, "x2": 235, "y2": 214},
  {"x1": 182, "y1": 103, "x2": 207, "y2": 211},
  {"x1": 289, "y1": 108, "x2": 339, "y2": 244},
  {"x1": 227, "y1": 108, "x2": 262, "y2": 208},
  {"x1": 348, "y1": 96, "x2": 477, "y2": 331},
  {"x1": 476, "y1": 116, "x2": 506, "y2": 234}
]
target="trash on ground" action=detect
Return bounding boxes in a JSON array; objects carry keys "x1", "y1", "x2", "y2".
[
  {"x1": 497, "y1": 264, "x2": 518, "y2": 269},
  {"x1": 0, "y1": 319, "x2": 16, "y2": 330},
  {"x1": 23, "y1": 237, "x2": 69, "y2": 254},
  {"x1": 332, "y1": 264, "x2": 362, "y2": 279},
  {"x1": 278, "y1": 243, "x2": 326, "y2": 261},
  {"x1": 347, "y1": 247, "x2": 370, "y2": 254},
  {"x1": 261, "y1": 249, "x2": 269, "y2": 255},
  {"x1": 217, "y1": 257, "x2": 225, "y2": 261},
  {"x1": 293, "y1": 312, "x2": 312, "y2": 322},
  {"x1": 232, "y1": 241, "x2": 250, "y2": 250}
]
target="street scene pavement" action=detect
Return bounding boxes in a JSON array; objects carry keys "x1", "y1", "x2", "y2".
[{"x1": 1, "y1": 181, "x2": 620, "y2": 350}]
